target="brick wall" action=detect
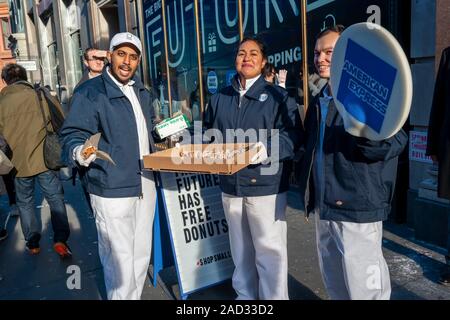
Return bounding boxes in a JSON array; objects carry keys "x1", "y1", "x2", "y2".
[{"x1": 435, "y1": 0, "x2": 450, "y2": 70}]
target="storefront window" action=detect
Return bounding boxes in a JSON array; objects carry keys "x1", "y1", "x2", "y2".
[
  {"x1": 63, "y1": 1, "x2": 83, "y2": 86},
  {"x1": 242, "y1": 0, "x2": 302, "y2": 96},
  {"x1": 166, "y1": 0, "x2": 201, "y2": 122},
  {"x1": 141, "y1": 0, "x2": 405, "y2": 120},
  {"x1": 199, "y1": 0, "x2": 240, "y2": 105},
  {"x1": 70, "y1": 30, "x2": 83, "y2": 82},
  {"x1": 41, "y1": 14, "x2": 59, "y2": 93},
  {"x1": 1, "y1": 17, "x2": 10, "y2": 50},
  {"x1": 144, "y1": 0, "x2": 169, "y2": 123},
  {"x1": 47, "y1": 41, "x2": 59, "y2": 90},
  {"x1": 144, "y1": 0, "x2": 201, "y2": 122},
  {"x1": 9, "y1": 0, "x2": 25, "y2": 33}
]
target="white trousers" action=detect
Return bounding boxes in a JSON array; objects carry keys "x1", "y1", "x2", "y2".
[
  {"x1": 221, "y1": 192, "x2": 288, "y2": 300},
  {"x1": 315, "y1": 213, "x2": 391, "y2": 300},
  {"x1": 90, "y1": 174, "x2": 156, "y2": 300}
]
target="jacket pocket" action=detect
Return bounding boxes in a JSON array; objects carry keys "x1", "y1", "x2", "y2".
[
  {"x1": 238, "y1": 163, "x2": 282, "y2": 188},
  {"x1": 323, "y1": 155, "x2": 370, "y2": 210}
]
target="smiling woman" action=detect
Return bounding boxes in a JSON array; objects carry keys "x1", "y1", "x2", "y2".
[
  {"x1": 235, "y1": 38, "x2": 267, "y2": 88},
  {"x1": 203, "y1": 36, "x2": 303, "y2": 300}
]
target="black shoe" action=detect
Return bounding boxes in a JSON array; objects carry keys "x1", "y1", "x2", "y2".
[
  {"x1": 438, "y1": 273, "x2": 450, "y2": 286},
  {"x1": 25, "y1": 241, "x2": 40, "y2": 255},
  {"x1": 0, "y1": 229, "x2": 7, "y2": 241}
]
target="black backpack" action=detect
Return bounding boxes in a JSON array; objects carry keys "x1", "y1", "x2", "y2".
[
  {"x1": 34, "y1": 85, "x2": 65, "y2": 133},
  {"x1": 33, "y1": 85, "x2": 66, "y2": 170}
]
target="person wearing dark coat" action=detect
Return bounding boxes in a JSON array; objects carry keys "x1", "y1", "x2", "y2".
[
  {"x1": 426, "y1": 46, "x2": 450, "y2": 286},
  {"x1": 204, "y1": 37, "x2": 302, "y2": 299},
  {"x1": 73, "y1": 48, "x2": 106, "y2": 92},
  {"x1": 61, "y1": 33, "x2": 158, "y2": 300},
  {"x1": 297, "y1": 25, "x2": 408, "y2": 300}
]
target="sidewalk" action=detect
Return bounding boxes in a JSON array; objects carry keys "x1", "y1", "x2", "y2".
[{"x1": 0, "y1": 174, "x2": 449, "y2": 300}]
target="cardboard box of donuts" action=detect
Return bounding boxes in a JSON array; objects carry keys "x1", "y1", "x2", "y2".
[{"x1": 143, "y1": 143, "x2": 259, "y2": 175}]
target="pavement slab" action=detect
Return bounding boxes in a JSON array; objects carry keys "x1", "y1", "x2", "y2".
[{"x1": 0, "y1": 176, "x2": 449, "y2": 300}]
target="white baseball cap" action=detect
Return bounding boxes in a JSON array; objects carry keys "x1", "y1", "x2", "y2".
[{"x1": 109, "y1": 32, "x2": 142, "y2": 54}]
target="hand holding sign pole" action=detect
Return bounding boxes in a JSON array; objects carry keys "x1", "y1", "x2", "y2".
[{"x1": 330, "y1": 22, "x2": 413, "y2": 141}]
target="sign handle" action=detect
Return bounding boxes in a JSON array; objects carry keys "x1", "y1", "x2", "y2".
[
  {"x1": 301, "y1": 0, "x2": 309, "y2": 112},
  {"x1": 151, "y1": 197, "x2": 164, "y2": 287},
  {"x1": 151, "y1": 183, "x2": 175, "y2": 287}
]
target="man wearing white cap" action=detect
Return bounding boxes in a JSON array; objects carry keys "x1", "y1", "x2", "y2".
[{"x1": 60, "y1": 32, "x2": 158, "y2": 299}]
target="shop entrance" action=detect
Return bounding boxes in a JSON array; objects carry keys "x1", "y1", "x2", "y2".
[{"x1": 94, "y1": 0, "x2": 119, "y2": 50}]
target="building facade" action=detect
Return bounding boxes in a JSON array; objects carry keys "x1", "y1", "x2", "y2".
[
  {"x1": 0, "y1": 0, "x2": 16, "y2": 91},
  {"x1": 407, "y1": 0, "x2": 450, "y2": 247}
]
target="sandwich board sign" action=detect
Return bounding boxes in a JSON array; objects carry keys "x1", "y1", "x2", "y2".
[
  {"x1": 330, "y1": 22, "x2": 412, "y2": 141},
  {"x1": 152, "y1": 172, "x2": 234, "y2": 299}
]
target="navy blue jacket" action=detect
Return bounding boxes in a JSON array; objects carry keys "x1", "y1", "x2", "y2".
[
  {"x1": 204, "y1": 75, "x2": 302, "y2": 197},
  {"x1": 297, "y1": 90, "x2": 408, "y2": 223},
  {"x1": 60, "y1": 70, "x2": 156, "y2": 198}
]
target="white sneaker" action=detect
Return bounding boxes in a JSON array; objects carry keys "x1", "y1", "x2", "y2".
[{"x1": 9, "y1": 204, "x2": 19, "y2": 217}]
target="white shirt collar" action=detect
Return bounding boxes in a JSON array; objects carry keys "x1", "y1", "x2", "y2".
[
  {"x1": 322, "y1": 84, "x2": 333, "y2": 100},
  {"x1": 106, "y1": 67, "x2": 135, "y2": 89},
  {"x1": 238, "y1": 74, "x2": 261, "y2": 92},
  {"x1": 88, "y1": 72, "x2": 101, "y2": 80}
]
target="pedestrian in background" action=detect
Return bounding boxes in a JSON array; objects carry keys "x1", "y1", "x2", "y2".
[
  {"x1": 0, "y1": 134, "x2": 18, "y2": 220},
  {"x1": 426, "y1": 46, "x2": 450, "y2": 286},
  {"x1": 74, "y1": 48, "x2": 107, "y2": 91},
  {"x1": 0, "y1": 63, "x2": 71, "y2": 257},
  {"x1": 263, "y1": 62, "x2": 288, "y2": 89}
]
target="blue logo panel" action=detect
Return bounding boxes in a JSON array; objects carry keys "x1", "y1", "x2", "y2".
[
  {"x1": 207, "y1": 71, "x2": 218, "y2": 94},
  {"x1": 336, "y1": 39, "x2": 397, "y2": 133},
  {"x1": 226, "y1": 70, "x2": 237, "y2": 86}
]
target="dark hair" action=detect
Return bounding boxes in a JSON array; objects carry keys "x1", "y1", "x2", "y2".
[
  {"x1": 263, "y1": 62, "x2": 276, "y2": 79},
  {"x1": 1, "y1": 63, "x2": 27, "y2": 85},
  {"x1": 236, "y1": 36, "x2": 268, "y2": 61},
  {"x1": 83, "y1": 47, "x2": 97, "y2": 60},
  {"x1": 316, "y1": 24, "x2": 345, "y2": 40}
]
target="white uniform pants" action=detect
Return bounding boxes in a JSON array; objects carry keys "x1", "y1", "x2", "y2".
[
  {"x1": 90, "y1": 174, "x2": 156, "y2": 300},
  {"x1": 315, "y1": 213, "x2": 391, "y2": 300},
  {"x1": 221, "y1": 192, "x2": 288, "y2": 300}
]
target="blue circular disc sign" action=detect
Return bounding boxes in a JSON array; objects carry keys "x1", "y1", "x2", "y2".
[{"x1": 330, "y1": 22, "x2": 412, "y2": 141}]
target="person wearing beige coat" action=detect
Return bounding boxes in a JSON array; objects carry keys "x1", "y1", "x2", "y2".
[{"x1": 0, "y1": 63, "x2": 71, "y2": 257}]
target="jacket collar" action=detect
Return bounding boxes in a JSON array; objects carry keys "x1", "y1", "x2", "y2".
[
  {"x1": 314, "y1": 83, "x2": 338, "y2": 126},
  {"x1": 0, "y1": 81, "x2": 34, "y2": 95},
  {"x1": 101, "y1": 67, "x2": 145, "y2": 99},
  {"x1": 231, "y1": 74, "x2": 268, "y2": 100},
  {"x1": 13, "y1": 80, "x2": 34, "y2": 88}
]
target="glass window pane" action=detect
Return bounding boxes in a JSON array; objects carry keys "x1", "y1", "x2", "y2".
[
  {"x1": 1, "y1": 18, "x2": 10, "y2": 50},
  {"x1": 199, "y1": 0, "x2": 240, "y2": 107},
  {"x1": 47, "y1": 42, "x2": 58, "y2": 90},
  {"x1": 243, "y1": 0, "x2": 302, "y2": 98},
  {"x1": 144, "y1": 0, "x2": 202, "y2": 122},
  {"x1": 70, "y1": 30, "x2": 83, "y2": 82},
  {"x1": 143, "y1": 0, "x2": 169, "y2": 123}
]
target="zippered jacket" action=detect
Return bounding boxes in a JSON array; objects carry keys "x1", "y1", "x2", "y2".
[
  {"x1": 204, "y1": 75, "x2": 303, "y2": 196},
  {"x1": 60, "y1": 70, "x2": 157, "y2": 198},
  {"x1": 296, "y1": 91, "x2": 408, "y2": 223}
]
